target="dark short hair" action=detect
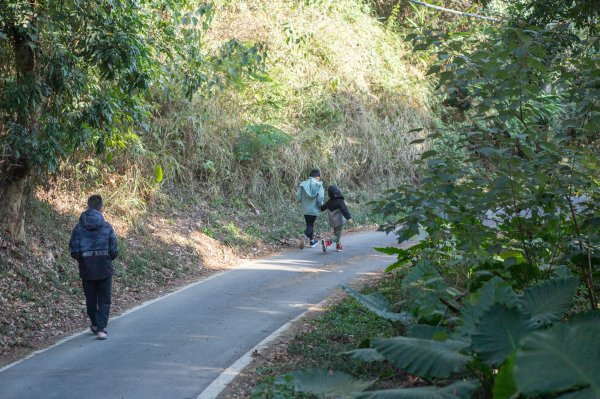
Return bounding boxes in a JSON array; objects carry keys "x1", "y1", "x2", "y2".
[
  {"x1": 87, "y1": 195, "x2": 103, "y2": 210},
  {"x1": 309, "y1": 168, "x2": 321, "y2": 178}
]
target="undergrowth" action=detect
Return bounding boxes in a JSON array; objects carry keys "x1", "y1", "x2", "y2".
[
  {"x1": 245, "y1": 274, "x2": 405, "y2": 399},
  {"x1": 1, "y1": 0, "x2": 433, "y2": 359},
  {"x1": 81, "y1": 0, "x2": 435, "y2": 204}
]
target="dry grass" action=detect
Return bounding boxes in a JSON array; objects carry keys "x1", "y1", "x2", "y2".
[
  {"x1": 1, "y1": 0, "x2": 437, "y2": 365},
  {"x1": 0, "y1": 184, "x2": 282, "y2": 365},
  {"x1": 141, "y1": 0, "x2": 436, "y2": 201}
]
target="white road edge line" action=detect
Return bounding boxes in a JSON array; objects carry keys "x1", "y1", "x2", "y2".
[
  {"x1": 0, "y1": 241, "x2": 333, "y2": 375},
  {"x1": 197, "y1": 297, "x2": 330, "y2": 399},
  {"x1": 0, "y1": 268, "x2": 233, "y2": 374},
  {"x1": 0, "y1": 231, "x2": 379, "y2": 375}
]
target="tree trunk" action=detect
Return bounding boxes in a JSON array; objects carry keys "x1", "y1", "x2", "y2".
[
  {"x1": 0, "y1": 3, "x2": 37, "y2": 242},
  {"x1": 0, "y1": 161, "x2": 31, "y2": 242}
]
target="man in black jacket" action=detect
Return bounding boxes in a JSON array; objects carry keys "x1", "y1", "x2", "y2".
[{"x1": 69, "y1": 195, "x2": 118, "y2": 340}]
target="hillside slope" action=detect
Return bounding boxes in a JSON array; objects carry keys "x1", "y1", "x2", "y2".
[{"x1": 0, "y1": 0, "x2": 434, "y2": 363}]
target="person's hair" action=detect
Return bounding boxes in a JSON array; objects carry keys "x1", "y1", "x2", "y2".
[
  {"x1": 87, "y1": 195, "x2": 103, "y2": 210},
  {"x1": 309, "y1": 168, "x2": 321, "y2": 178},
  {"x1": 328, "y1": 184, "x2": 342, "y2": 197}
]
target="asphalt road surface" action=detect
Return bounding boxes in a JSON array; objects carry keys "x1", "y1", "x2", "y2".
[{"x1": 0, "y1": 231, "x2": 399, "y2": 399}]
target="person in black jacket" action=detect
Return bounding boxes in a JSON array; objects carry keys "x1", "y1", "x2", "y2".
[
  {"x1": 69, "y1": 195, "x2": 118, "y2": 340},
  {"x1": 320, "y1": 185, "x2": 352, "y2": 252}
]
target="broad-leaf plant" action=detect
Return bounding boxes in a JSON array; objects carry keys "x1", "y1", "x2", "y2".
[{"x1": 276, "y1": 1, "x2": 599, "y2": 397}]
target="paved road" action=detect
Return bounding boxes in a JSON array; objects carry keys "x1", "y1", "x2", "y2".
[{"x1": 0, "y1": 231, "x2": 399, "y2": 399}]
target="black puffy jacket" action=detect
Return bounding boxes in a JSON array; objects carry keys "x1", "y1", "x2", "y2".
[
  {"x1": 69, "y1": 209, "x2": 118, "y2": 280},
  {"x1": 320, "y1": 185, "x2": 352, "y2": 220}
]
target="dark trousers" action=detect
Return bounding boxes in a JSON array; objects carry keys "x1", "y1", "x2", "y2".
[
  {"x1": 82, "y1": 277, "x2": 112, "y2": 331},
  {"x1": 304, "y1": 215, "x2": 317, "y2": 241},
  {"x1": 329, "y1": 225, "x2": 343, "y2": 243}
]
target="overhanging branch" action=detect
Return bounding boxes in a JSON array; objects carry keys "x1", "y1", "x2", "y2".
[{"x1": 408, "y1": 0, "x2": 504, "y2": 22}]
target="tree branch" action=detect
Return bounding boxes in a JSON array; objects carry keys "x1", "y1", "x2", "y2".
[
  {"x1": 407, "y1": 0, "x2": 504, "y2": 22},
  {"x1": 565, "y1": 193, "x2": 597, "y2": 310}
]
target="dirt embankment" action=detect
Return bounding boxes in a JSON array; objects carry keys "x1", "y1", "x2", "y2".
[{"x1": 0, "y1": 188, "x2": 294, "y2": 367}]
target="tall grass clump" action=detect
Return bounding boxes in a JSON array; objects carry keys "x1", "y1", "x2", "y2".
[
  {"x1": 1, "y1": 0, "x2": 439, "y2": 359},
  {"x1": 141, "y1": 0, "x2": 436, "y2": 203}
]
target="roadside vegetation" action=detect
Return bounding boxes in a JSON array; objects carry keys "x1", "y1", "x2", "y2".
[
  {"x1": 240, "y1": 1, "x2": 600, "y2": 398},
  {"x1": 2, "y1": 2, "x2": 597, "y2": 398},
  {"x1": 0, "y1": 0, "x2": 433, "y2": 361},
  {"x1": 219, "y1": 274, "x2": 406, "y2": 399}
]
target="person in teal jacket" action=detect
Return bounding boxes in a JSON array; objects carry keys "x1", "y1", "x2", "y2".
[{"x1": 296, "y1": 168, "x2": 325, "y2": 248}]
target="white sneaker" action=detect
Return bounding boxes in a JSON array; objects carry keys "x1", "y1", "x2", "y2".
[{"x1": 97, "y1": 331, "x2": 108, "y2": 340}]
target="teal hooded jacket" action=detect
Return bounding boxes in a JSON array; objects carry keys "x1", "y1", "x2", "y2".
[{"x1": 295, "y1": 177, "x2": 325, "y2": 216}]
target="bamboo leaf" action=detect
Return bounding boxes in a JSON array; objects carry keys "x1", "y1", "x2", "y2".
[{"x1": 154, "y1": 164, "x2": 163, "y2": 183}]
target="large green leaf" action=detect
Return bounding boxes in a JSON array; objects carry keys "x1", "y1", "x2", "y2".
[
  {"x1": 471, "y1": 304, "x2": 530, "y2": 367},
  {"x1": 401, "y1": 260, "x2": 449, "y2": 321},
  {"x1": 342, "y1": 285, "x2": 415, "y2": 324},
  {"x1": 519, "y1": 277, "x2": 579, "y2": 328},
  {"x1": 374, "y1": 246, "x2": 409, "y2": 255},
  {"x1": 372, "y1": 337, "x2": 471, "y2": 379},
  {"x1": 458, "y1": 277, "x2": 519, "y2": 337},
  {"x1": 557, "y1": 389, "x2": 596, "y2": 399},
  {"x1": 354, "y1": 380, "x2": 480, "y2": 399},
  {"x1": 515, "y1": 321, "x2": 600, "y2": 397},
  {"x1": 493, "y1": 353, "x2": 518, "y2": 399},
  {"x1": 573, "y1": 310, "x2": 600, "y2": 323},
  {"x1": 406, "y1": 324, "x2": 449, "y2": 340},
  {"x1": 344, "y1": 349, "x2": 385, "y2": 362},
  {"x1": 375, "y1": 243, "x2": 426, "y2": 272},
  {"x1": 275, "y1": 368, "x2": 375, "y2": 397}
]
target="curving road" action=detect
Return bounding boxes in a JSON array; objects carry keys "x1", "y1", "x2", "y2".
[{"x1": 0, "y1": 231, "x2": 399, "y2": 399}]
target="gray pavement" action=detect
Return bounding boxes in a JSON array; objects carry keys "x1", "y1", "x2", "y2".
[{"x1": 0, "y1": 231, "x2": 399, "y2": 399}]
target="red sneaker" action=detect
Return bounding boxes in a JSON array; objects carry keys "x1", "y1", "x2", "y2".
[{"x1": 336, "y1": 243, "x2": 343, "y2": 252}]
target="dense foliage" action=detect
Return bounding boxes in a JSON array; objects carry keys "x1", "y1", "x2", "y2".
[
  {"x1": 0, "y1": 0, "x2": 264, "y2": 240},
  {"x1": 0, "y1": 0, "x2": 436, "y2": 355},
  {"x1": 275, "y1": 0, "x2": 599, "y2": 398},
  {"x1": 0, "y1": 0, "x2": 263, "y2": 173}
]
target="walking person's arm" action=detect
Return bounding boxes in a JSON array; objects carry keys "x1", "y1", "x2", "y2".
[
  {"x1": 340, "y1": 200, "x2": 352, "y2": 222},
  {"x1": 69, "y1": 226, "x2": 81, "y2": 260},
  {"x1": 317, "y1": 185, "x2": 325, "y2": 206},
  {"x1": 108, "y1": 226, "x2": 118, "y2": 260}
]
